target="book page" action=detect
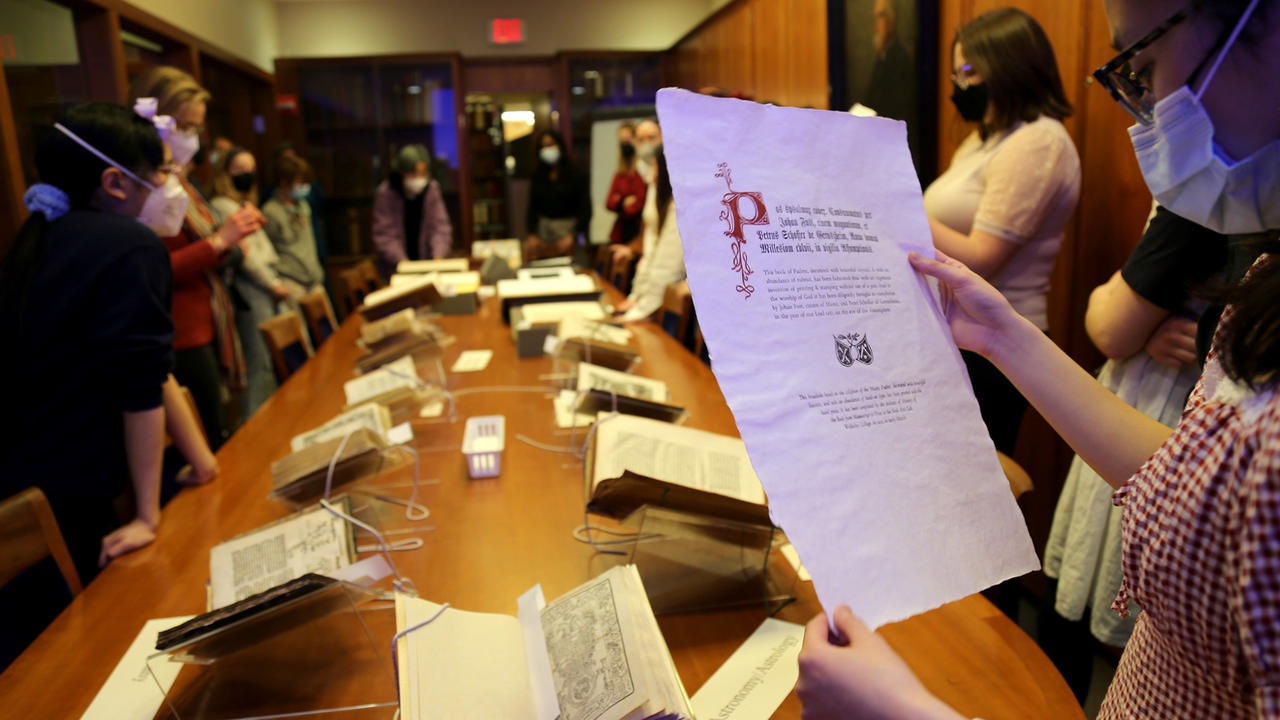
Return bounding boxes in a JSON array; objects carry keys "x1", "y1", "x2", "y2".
[
  {"x1": 397, "y1": 258, "x2": 470, "y2": 273},
  {"x1": 657, "y1": 88, "x2": 1037, "y2": 629},
  {"x1": 592, "y1": 415, "x2": 765, "y2": 505},
  {"x1": 343, "y1": 355, "x2": 418, "y2": 406},
  {"x1": 79, "y1": 616, "x2": 195, "y2": 720},
  {"x1": 557, "y1": 316, "x2": 634, "y2": 346},
  {"x1": 497, "y1": 275, "x2": 597, "y2": 299},
  {"x1": 540, "y1": 567, "x2": 649, "y2": 720},
  {"x1": 397, "y1": 595, "x2": 536, "y2": 720},
  {"x1": 516, "y1": 301, "x2": 608, "y2": 326},
  {"x1": 289, "y1": 402, "x2": 390, "y2": 452},
  {"x1": 577, "y1": 364, "x2": 670, "y2": 403},
  {"x1": 208, "y1": 503, "x2": 354, "y2": 609}
]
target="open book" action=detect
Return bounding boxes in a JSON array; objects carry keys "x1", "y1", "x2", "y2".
[
  {"x1": 395, "y1": 565, "x2": 692, "y2": 720},
  {"x1": 359, "y1": 275, "x2": 442, "y2": 320},
  {"x1": 586, "y1": 414, "x2": 769, "y2": 526},
  {"x1": 208, "y1": 499, "x2": 357, "y2": 609},
  {"x1": 576, "y1": 364, "x2": 684, "y2": 423},
  {"x1": 397, "y1": 258, "x2": 470, "y2": 274},
  {"x1": 270, "y1": 428, "x2": 386, "y2": 507},
  {"x1": 290, "y1": 402, "x2": 392, "y2": 453},
  {"x1": 557, "y1": 316, "x2": 634, "y2": 347}
]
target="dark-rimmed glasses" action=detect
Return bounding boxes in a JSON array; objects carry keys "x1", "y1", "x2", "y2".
[{"x1": 1088, "y1": 0, "x2": 1203, "y2": 125}]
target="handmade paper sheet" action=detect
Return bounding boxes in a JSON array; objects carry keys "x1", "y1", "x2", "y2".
[{"x1": 657, "y1": 88, "x2": 1038, "y2": 628}]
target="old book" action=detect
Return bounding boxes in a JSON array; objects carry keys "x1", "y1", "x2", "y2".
[
  {"x1": 496, "y1": 276, "x2": 601, "y2": 324},
  {"x1": 395, "y1": 564, "x2": 692, "y2": 720},
  {"x1": 290, "y1": 402, "x2": 392, "y2": 453},
  {"x1": 396, "y1": 258, "x2": 470, "y2": 274},
  {"x1": 556, "y1": 316, "x2": 634, "y2": 346},
  {"x1": 555, "y1": 336, "x2": 640, "y2": 372},
  {"x1": 269, "y1": 428, "x2": 386, "y2": 507},
  {"x1": 356, "y1": 327, "x2": 441, "y2": 375},
  {"x1": 359, "y1": 275, "x2": 443, "y2": 321},
  {"x1": 360, "y1": 308, "x2": 418, "y2": 346},
  {"x1": 156, "y1": 573, "x2": 338, "y2": 654},
  {"x1": 574, "y1": 364, "x2": 685, "y2": 423},
  {"x1": 585, "y1": 414, "x2": 769, "y2": 527},
  {"x1": 208, "y1": 499, "x2": 358, "y2": 609}
]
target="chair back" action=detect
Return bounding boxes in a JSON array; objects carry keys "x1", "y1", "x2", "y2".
[
  {"x1": 0, "y1": 487, "x2": 82, "y2": 596},
  {"x1": 259, "y1": 311, "x2": 314, "y2": 382},
  {"x1": 660, "y1": 281, "x2": 694, "y2": 348},
  {"x1": 594, "y1": 245, "x2": 614, "y2": 282},
  {"x1": 298, "y1": 289, "x2": 338, "y2": 347},
  {"x1": 337, "y1": 265, "x2": 367, "y2": 317},
  {"x1": 354, "y1": 259, "x2": 383, "y2": 295},
  {"x1": 611, "y1": 252, "x2": 637, "y2": 295},
  {"x1": 998, "y1": 451, "x2": 1034, "y2": 499}
]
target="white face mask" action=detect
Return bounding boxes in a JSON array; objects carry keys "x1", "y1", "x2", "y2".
[
  {"x1": 137, "y1": 175, "x2": 190, "y2": 237},
  {"x1": 403, "y1": 176, "x2": 428, "y2": 196},
  {"x1": 1128, "y1": 0, "x2": 1279, "y2": 235},
  {"x1": 168, "y1": 128, "x2": 200, "y2": 167},
  {"x1": 635, "y1": 140, "x2": 659, "y2": 160},
  {"x1": 539, "y1": 146, "x2": 561, "y2": 165}
]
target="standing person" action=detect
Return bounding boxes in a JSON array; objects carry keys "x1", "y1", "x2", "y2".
[
  {"x1": 615, "y1": 148, "x2": 684, "y2": 322},
  {"x1": 130, "y1": 67, "x2": 265, "y2": 450},
  {"x1": 797, "y1": 0, "x2": 1280, "y2": 717},
  {"x1": 525, "y1": 129, "x2": 591, "y2": 262},
  {"x1": 371, "y1": 144, "x2": 453, "y2": 280},
  {"x1": 263, "y1": 153, "x2": 325, "y2": 302},
  {"x1": 0, "y1": 103, "x2": 174, "y2": 580},
  {"x1": 1039, "y1": 204, "x2": 1228, "y2": 699},
  {"x1": 604, "y1": 121, "x2": 646, "y2": 256},
  {"x1": 210, "y1": 148, "x2": 289, "y2": 416},
  {"x1": 609, "y1": 118, "x2": 662, "y2": 267},
  {"x1": 921, "y1": 8, "x2": 1081, "y2": 454}
]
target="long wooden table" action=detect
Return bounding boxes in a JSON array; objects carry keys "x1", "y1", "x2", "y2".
[{"x1": 0, "y1": 284, "x2": 1083, "y2": 719}]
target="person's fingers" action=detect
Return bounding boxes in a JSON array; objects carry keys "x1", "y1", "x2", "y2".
[
  {"x1": 831, "y1": 605, "x2": 872, "y2": 645},
  {"x1": 909, "y1": 252, "x2": 969, "y2": 286},
  {"x1": 802, "y1": 611, "x2": 833, "y2": 651}
]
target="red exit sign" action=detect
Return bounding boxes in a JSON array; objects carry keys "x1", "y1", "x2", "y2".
[{"x1": 490, "y1": 18, "x2": 524, "y2": 45}]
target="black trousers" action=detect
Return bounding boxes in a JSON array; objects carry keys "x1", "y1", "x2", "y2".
[
  {"x1": 961, "y1": 349, "x2": 1028, "y2": 455},
  {"x1": 173, "y1": 343, "x2": 226, "y2": 451}
]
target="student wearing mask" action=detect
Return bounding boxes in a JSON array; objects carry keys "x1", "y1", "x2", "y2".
[
  {"x1": 798, "y1": 0, "x2": 1280, "y2": 717},
  {"x1": 371, "y1": 144, "x2": 453, "y2": 279},
  {"x1": 615, "y1": 148, "x2": 684, "y2": 322},
  {"x1": 605, "y1": 121, "x2": 646, "y2": 253},
  {"x1": 922, "y1": 9, "x2": 1081, "y2": 454},
  {"x1": 130, "y1": 67, "x2": 265, "y2": 450},
  {"x1": 526, "y1": 129, "x2": 591, "y2": 262},
  {"x1": 0, "y1": 103, "x2": 175, "y2": 580},
  {"x1": 263, "y1": 153, "x2": 326, "y2": 302},
  {"x1": 211, "y1": 148, "x2": 289, "y2": 416},
  {"x1": 610, "y1": 119, "x2": 662, "y2": 266}
]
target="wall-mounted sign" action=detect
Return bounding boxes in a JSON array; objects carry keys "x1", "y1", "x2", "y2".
[{"x1": 490, "y1": 18, "x2": 524, "y2": 45}]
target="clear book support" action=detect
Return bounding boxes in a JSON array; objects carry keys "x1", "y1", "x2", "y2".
[
  {"x1": 619, "y1": 504, "x2": 798, "y2": 616},
  {"x1": 148, "y1": 581, "x2": 399, "y2": 720}
]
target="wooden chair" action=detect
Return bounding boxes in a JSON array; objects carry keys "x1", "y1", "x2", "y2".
[
  {"x1": 594, "y1": 244, "x2": 614, "y2": 282},
  {"x1": 355, "y1": 258, "x2": 383, "y2": 295},
  {"x1": 337, "y1": 265, "x2": 368, "y2": 318},
  {"x1": 660, "y1": 281, "x2": 694, "y2": 348},
  {"x1": 297, "y1": 288, "x2": 338, "y2": 348},
  {"x1": 0, "y1": 487, "x2": 82, "y2": 596},
  {"x1": 259, "y1": 311, "x2": 314, "y2": 382},
  {"x1": 997, "y1": 451, "x2": 1034, "y2": 499}
]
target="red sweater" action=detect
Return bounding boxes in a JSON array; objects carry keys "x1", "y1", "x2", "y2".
[
  {"x1": 162, "y1": 225, "x2": 221, "y2": 351},
  {"x1": 605, "y1": 170, "x2": 646, "y2": 244}
]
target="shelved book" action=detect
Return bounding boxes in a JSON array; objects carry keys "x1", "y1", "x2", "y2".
[
  {"x1": 395, "y1": 564, "x2": 692, "y2": 720},
  {"x1": 585, "y1": 414, "x2": 770, "y2": 526}
]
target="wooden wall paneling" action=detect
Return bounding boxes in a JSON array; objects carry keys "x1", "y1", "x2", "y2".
[
  {"x1": 785, "y1": 0, "x2": 830, "y2": 109},
  {"x1": 462, "y1": 58, "x2": 556, "y2": 94},
  {"x1": 753, "y1": 0, "x2": 786, "y2": 104},
  {"x1": 74, "y1": 6, "x2": 129, "y2": 104},
  {"x1": 450, "y1": 54, "x2": 473, "y2": 255},
  {"x1": 166, "y1": 43, "x2": 201, "y2": 81},
  {"x1": 0, "y1": 62, "x2": 26, "y2": 249}
]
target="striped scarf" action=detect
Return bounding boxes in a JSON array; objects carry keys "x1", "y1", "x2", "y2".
[{"x1": 179, "y1": 176, "x2": 247, "y2": 393}]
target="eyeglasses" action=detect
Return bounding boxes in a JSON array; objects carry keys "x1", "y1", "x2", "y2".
[
  {"x1": 950, "y1": 63, "x2": 978, "y2": 90},
  {"x1": 1088, "y1": 0, "x2": 1234, "y2": 125}
]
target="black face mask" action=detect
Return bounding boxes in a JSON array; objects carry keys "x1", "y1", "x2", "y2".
[
  {"x1": 231, "y1": 172, "x2": 255, "y2": 193},
  {"x1": 950, "y1": 82, "x2": 989, "y2": 123},
  {"x1": 620, "y1": 142, "x2": 636, "y2": 161}
]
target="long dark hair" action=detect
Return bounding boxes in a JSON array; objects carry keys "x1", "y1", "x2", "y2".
[
  {"x1": 955, "y1": 8, "x2": 1072, "y2": 139},
  {"x1": 0, "y1": 102, "x2": 163, "y2": 344},
  {"x1": 655, "y1": 147, "x2": 673, "y2": 232},
  {"x1": 533, "y1": 129, "x2": 573, "y2": 182}
]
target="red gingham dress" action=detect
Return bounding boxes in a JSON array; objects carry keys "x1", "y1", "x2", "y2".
[{"x1": 1100, "y1": 268, "x2": 1280, "y2": 718}]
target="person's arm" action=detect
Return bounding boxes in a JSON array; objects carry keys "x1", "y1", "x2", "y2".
[
  {"x1": 371, "y1": 185, "x2": 408, "y2": 265},
  {"x1": 625, "y1": 211, "x2": 685, "y2": 321},
  {"x1": 1235, "y1": 442, "x2": 1280, "y2": 717},
  {"x1": 164, "y1": 374, "x2": 219, "y2": 485},
  {"x1": 605, "y1": 173, "x2": 625, "y2": 212},
  {"x1": 927, "y1": 217, "x2": 1021, "y2": 279},
  {"x1": 624, "y1": 175, "x2": 646, "y2": 217},
  {"x1": 1085, "y1": 270, "x2": 1177, "y2": 360},
  {"x1": 425, "y1": 183, "x2": 454, "y2": 259},
  {"x1": 100, "y1": 405, "x2": 163, "y2": 566},
  {"x1": 909, "y1": 251, "x2": 1173, "y2": 488}
]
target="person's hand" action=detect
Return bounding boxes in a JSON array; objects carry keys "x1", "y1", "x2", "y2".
[
  {"x1": 213, "y1": 205, "x2": 265, "y2": 251},
  {"x1": 1144, "y1": 315, "x2": 1198, "y2": 368},
  {"x1": 908, "y1": 250, "x2": 1022, "y2": 360},
  {"x1": 623, "y1": 194, "x2": 638, "y2": 209},
  {"x1": 98, "y1": 517, "x2": 157, "y2": 567},
  {"x1": 610, "y1": 244, "x2": 635, "y2": 263},
  {"x1": 270, "y1": 282, "x2": 292, "y2": 302},
  {"x1": 175, "y1": 455, "x2": 219, "y2": 486},
  {"x1": 613, "y1": 298, "x2": 635, "y2": 314},
  {"x1": 797, "y1": 606, "x2": 959, "y2": 720}
]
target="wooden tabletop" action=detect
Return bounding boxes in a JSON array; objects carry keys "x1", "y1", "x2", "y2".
[{"x1": 0, "y1": 283, "x2": 1082, "y2": 719}]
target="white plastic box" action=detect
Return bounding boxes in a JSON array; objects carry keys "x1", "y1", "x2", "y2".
[{"x1": 463, "y1": 415, "x2": 505, "y2": 478}]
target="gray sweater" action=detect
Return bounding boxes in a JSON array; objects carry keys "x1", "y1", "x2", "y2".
[{"x1": 263, "y1": 192, "x2": 325, "y2": 286}]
